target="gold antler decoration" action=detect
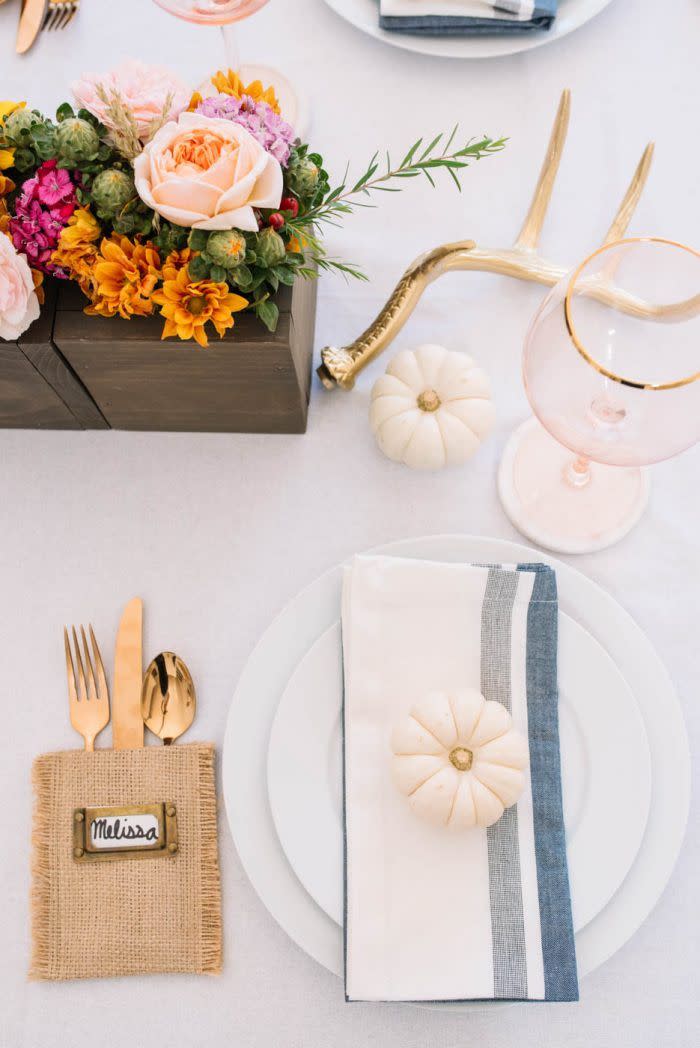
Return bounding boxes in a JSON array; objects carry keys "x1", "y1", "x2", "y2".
[{"x1": 317, "y1": 90, "x2": 656, "y2": 391}]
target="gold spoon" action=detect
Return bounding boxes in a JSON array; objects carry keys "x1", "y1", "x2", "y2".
[{"x1": 141, "y1": 652, "x2": 196, "y2": 745}]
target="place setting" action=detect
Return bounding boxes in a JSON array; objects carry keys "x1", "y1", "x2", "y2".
[{"x1": 0, "y1": 0, "x2": 696, "y2": 1019}]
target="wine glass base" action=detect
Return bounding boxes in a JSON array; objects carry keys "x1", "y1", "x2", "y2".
[
  {"x1": 498, "y1": 417, "x2": 651, "y2": 555},
  {"x1": 239, "y1": 63, "x2": 309, "y2": 138}
]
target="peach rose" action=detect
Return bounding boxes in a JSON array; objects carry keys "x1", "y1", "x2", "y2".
[
  {"x1": 133, "y1": 113, "x2": 283, "y2": 232},
  {"x1": 0, "y1": 234, "x2": 40, "y2": 340},
  {"x1": 71, "y1": 60, "x2": 189, "y2": 143}
]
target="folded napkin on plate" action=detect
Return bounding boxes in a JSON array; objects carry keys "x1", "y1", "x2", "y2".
[
  {"x1": 342, "y1": 555, "x2": 577, "y2": 1002},
  {"x1": 379, "y1": 0, "x2": 558, "y2": 34},
  {"x1": 30, "y1": 743, "x2": 222, "y2": 981}
]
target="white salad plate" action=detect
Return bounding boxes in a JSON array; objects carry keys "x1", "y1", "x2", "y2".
[
  {"x1": 321, "y1": 0, "x2": 615, "y2": 60},
  {"x1": 267, "y1": 612, "x2": 651, "y2": 934},
  {"x1": 223, "y1": 534, "x2": 690, "y2": 991}
]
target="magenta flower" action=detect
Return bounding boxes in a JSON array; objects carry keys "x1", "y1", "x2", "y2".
[
  {"x1": 35, "y1": 159, "x2": 76, "y2": 207},
  {"x1": 9, "y1": 161, "x2": 80, "y2": 276},
  {"x1": 195, "y1": 93, "x2": 296, "y2": 167}
]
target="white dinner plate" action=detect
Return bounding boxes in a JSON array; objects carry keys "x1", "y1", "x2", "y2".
[
  {"x1": 223, "y1": 535, "x2": 690, "y2": 991},
  {"x1": 267, "y1": 612, "x2": 651, "y2": 934},
  {"x1": 321, "y1": 0, "x2": 615, "y2": 60}
]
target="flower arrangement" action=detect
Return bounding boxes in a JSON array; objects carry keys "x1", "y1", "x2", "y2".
[{"x1": 0, "y1": 61, "x2": 505, "y2": 347}]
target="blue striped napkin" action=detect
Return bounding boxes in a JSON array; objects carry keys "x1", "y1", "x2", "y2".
[
  {"x1": 379, "y1": 0, "x2": 558, "y2": 35},
  {"x1": 342, "y1": 556, "x2": 578, "y2": 1002}
]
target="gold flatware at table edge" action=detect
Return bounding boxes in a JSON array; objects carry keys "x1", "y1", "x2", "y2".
[
  {"x1": 113, "y1": 597, "x2": 144, "y2": 750},
  {"x1": 141, "y1": 653, "x2": 196, "y2": 745},
  {"x1": 16, "y1": 0, "x2": 47, "y2": 53},
  {"x1": 42, "y1": 0, "x2": 79, "y2": 31},
  {"x1": 64, "y1": 625, "x2": 110, "y2": 751}
]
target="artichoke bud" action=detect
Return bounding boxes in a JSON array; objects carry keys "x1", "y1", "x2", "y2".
[
  {"x1": 3, "y1": 108, "x2": 41, "y2": 144},
  {"x1": 286, "y1": 158, "x2": 320, "y2": 198},
  {"x1": 256, "y1": 227, "x2": 286, "y2": 268},
  {"x1": 206, "y1": 230, "x2": 247, "y2": 269},
  {"x1": 91, "y1": 168, "x2": 135, "y2": 218},
  {"x1": 55, "y1": 117, "x2": 100, "y2": 164}
]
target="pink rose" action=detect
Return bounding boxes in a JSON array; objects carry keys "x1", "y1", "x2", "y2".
[
  {"x1": 0, "y1": 234, "x2": 40, "y2": 340},
  {"x1": 71, "y1": 60, "x2": 189, "y2": 143},
  {"x1": 133, "y1": 112, "x2": 283, "y2": 232}
]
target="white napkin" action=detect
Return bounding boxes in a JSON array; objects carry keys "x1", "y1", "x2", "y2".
[
  {"x1": 342, "y1": 554, "x2": 577, "y2": 1002},
  {"x1": 380, "y1": 1, "x2": 537, "y2": 21}
]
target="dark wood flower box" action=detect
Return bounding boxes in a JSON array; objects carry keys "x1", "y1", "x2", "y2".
[
  {"x1": 0, "y1": 275, "x2": 317, "y2": 433},
  {"x1": 0, "y1": 281, "x2": 107, "y2": 430}
]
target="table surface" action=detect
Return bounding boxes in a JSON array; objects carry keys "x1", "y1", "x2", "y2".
[{"x1": 1, "y1": 0, "x2": 698, "y2": 1045}]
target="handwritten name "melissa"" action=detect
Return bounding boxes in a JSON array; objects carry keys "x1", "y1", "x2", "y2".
[{"x1": 91, "y1": 817, "x2": 158, "y2": 843}]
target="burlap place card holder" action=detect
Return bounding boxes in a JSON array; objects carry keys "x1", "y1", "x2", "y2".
[{"x1": 30, "y1": 743, "x2": 222, "y2": 981}]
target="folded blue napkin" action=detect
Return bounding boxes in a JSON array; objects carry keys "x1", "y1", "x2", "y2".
[{"x1": 379, "y1": 0, "x2": 558, "y2": 35}]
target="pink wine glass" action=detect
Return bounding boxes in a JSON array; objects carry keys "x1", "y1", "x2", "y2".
[
  {"x1": 498, "y1": 237, "x2": 700, "y2": 553},
  {"x1": 153, "y1": 0, "x2": 306, "y2": 132}
]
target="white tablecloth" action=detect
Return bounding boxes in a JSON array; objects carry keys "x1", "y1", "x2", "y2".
[{"x1": 1, "y1": 0, "x2": 698, "y2": 1044}]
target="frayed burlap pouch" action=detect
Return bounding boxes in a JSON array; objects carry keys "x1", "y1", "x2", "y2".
[{"x1": 30, "y1": 743, "x2": 222, "y2": 981}]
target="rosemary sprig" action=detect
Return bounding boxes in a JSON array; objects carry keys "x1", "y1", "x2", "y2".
[{"x1": 285, "y1": 129, "x2": 506, "y2": 280}]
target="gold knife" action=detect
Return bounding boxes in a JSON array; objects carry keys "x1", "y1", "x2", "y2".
[
  {"x1": 16, "y1": 0, "x2": 47, "y2": 54},
  {"x1": 113, "y1": 597, "x2": 144, "y2": 750}
]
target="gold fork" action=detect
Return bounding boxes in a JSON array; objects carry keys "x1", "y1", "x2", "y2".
[
  {"x1": 42, "y1": 0, "x2": 79, "y2": 31},
  {"x1": 64, "y1": 625, "x2": 110, "y2": 751}
]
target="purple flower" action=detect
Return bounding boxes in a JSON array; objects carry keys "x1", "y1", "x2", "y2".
[
  {"x1": 9, "y1": 161, "x2": 79, "y2": 276},
  {"x1": 195, "y1": 93, "x2": 296, "y2": 167}
]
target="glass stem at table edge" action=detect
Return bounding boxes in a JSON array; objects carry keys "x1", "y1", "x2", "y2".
[{"x1": 221, "y1": 25, "x2": 241, "y2": 72}]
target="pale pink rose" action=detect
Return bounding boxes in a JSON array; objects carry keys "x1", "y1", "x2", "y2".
[
  {"x1": 71, "y1": 60, "x2": 189, "y2": 143},
  {"x1": 133, "y1": 112, "x2": 283, "y2": 232},
  {"x1": 0, "y1": 235, "x2": 40, "y2": 341}
]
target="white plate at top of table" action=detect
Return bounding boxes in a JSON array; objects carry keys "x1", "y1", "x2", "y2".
[
  {"x1": 321, "y1": 0, "x2": 615, "y2": 60},
  {"x1": 223, "y1": 534, "x2": 690, "y2": 990},
  {"x1": 267, "y1": 612, "x2": 650, "y2": 935}
]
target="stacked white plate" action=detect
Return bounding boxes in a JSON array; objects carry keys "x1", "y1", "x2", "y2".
[
  {"x1": 223, "y1": 535, "x2": 689, "y2": 1002},
  {"x1": 320, "y1": 0, "x2": 615, "y2": 61}
]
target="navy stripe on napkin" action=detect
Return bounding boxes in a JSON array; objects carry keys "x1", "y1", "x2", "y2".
[{"x1": 518, "y1": 563, "x2": 578, "y2": 1002}]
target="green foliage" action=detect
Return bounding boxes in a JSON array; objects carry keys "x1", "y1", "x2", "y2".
[{"x1": 285, "y1": 129, "x2": 507, "y2": 281}]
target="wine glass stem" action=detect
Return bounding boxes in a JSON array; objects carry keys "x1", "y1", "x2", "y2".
[
  {"x1": 221, "y1": 24, "x2": 241, "y2": 72},
  {"x1": 564, "y1": 455, "x2": 592, "y2": 488}
]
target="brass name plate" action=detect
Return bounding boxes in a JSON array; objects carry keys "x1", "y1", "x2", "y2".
[{"x1": 72, "y1": 803, "x2": 178, "y2": 862}]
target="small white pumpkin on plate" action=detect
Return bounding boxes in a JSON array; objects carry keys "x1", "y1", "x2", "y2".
[
  {"x1": 391, "y1": 688, "x2": 528, "y2": 830},
  {"x1": 369, "y1": 344, "x2": 495, "y2": 470}
]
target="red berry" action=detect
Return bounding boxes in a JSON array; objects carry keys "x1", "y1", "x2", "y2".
[
  {"x1": 280, "y1": 196, "x2": 299, "y2": 218},
  {"x1": 268, "y1": 212, "x2": 285, "y2": 231}
]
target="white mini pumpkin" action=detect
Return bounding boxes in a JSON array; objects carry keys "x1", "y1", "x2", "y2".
[
  {"x1": 369, "y1": 344, "x2": 495, "y2": 470},
  {"x1": 391, "y1": 688, "x2": 528, "y2": 830}
]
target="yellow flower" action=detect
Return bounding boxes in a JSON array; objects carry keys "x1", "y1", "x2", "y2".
[
  {"x1": 162, "y1": 247, "x2": 193, "y2": 281},
  {"x1": 0, "y1": 173, "x2": 14, "y2": 198},
  {"x1": 86, "y1": 236, "x2": 161, "y2": 319},
  {"x1": 189, "y1": 69, "x2": 280, "y2": 114},
  {"x1": 52, "y1": 207, "x2": 102, "y2": 296},
  {"x1": 0, "y1": 197, "x2": 11, "y2": 236},
  {"x1": 32, "y1": 268, "x2": 45, "y2": 306},
  {"x1": 153, "y1": 264, "x2": 247, "y2": 347},
  {"x1": 0, "y1": 101, "x2": 25, "y2": 170}
]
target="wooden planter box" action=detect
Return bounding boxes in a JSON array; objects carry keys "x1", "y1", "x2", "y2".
[
  {"x1": 52, "y1": 275, "x2": 318, "y2": 433},
  {"x1": 0, "y1": 275, "x2": 317, "y2": 433},
  {"x1": 0, "y1": 282, "x2": 106, "y2": 430}
]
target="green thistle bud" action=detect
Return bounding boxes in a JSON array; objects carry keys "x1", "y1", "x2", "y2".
[
  {"x1": 256, "y1": 228, "x2": 286, "y2": 268},
  {"x1": 3, "y1": 108, "x2": 41, "y2": 144},
  {"x1": 55, "y1": 117, "x2": 100, "y2": 165},
  {"x1": 286, "y1": 158, "x2": 320, "y2": 199},
  {"x1": 91, "y1": 168, "x2": 135, "y2": 218},
  {"x1": 205, "y1": 230, "x2": 247, "y2": 269}
]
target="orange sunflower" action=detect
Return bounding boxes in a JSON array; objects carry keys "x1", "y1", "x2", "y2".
[
  {"x1": 153, "y1": 262, "x2": 247, "y2": 347},
  {"x1": 0, "y1": 197, "x2": 10, "y2": 236},
  {"x1": 51, "y1": 207, "x2": 101, "y2": 297},
  {"x1": 189, "y1": 68, "x2": 280, "y2": 114},
  {"x1": 86, "y1": 236, "x2": 161, "y2": 320}
]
